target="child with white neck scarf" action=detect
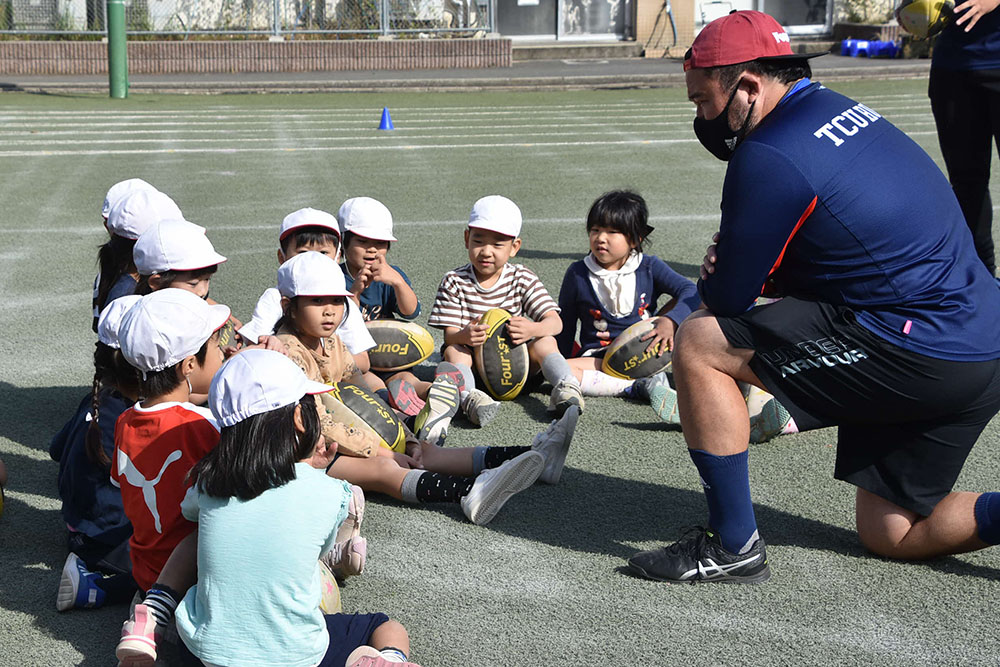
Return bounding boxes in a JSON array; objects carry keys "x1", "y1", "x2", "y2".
[{"x1": 555, "y1": 191, "x2": 700, "y2": 419}]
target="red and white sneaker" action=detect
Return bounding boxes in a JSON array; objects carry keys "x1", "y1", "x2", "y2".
[{"x1": 115, "y1": 603, "x2": 157, "y2": 667}]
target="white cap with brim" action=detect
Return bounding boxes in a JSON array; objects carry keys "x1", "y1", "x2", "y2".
[
  {"x1": 277, "y1": 251, "x2": 352, "y2": 299},
  {"x1": 107, "y1": 189, "x2": 183, "y2": 241},
  {"x1": 468, "y1": 195, "x2": 522, "y2": 239},
  {"x1": 97, "y1": 295, "x2": 143, "y2": 349},
  {"x1": 338, "y1": 197, "x2": 397, "y2": 242},
  {"x1": 134, "y1": 219, "x2": 227, "y2": 276},
  {"x1": 209, "y1": 348, "x2": 333, "y2": 428},
  {"x1": 279, "y1": 208, "x2": 342, "y2": 242},
  {"x1": 119, "y1": 288, "x2": 231, "y2": 375},
  {"x1": 103, "y1": 179, "x2": 157, "y2": 220}
]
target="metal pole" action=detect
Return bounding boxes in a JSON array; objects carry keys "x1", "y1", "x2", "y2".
[
  {"x1": 273, "y1": 0, "x2": 280, "y2": 38},
  {"x1": 380, "y1": 0, "x2": 389, "y2": 36},
  {"x1": 106, "y1": 0, "x2": 127, "y2": 98}
]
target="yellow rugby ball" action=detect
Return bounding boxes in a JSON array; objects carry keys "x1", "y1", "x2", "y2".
[
  {"x1": 366, "y1": 320, "x2": 434, "y2": 372},
  {"x1": 320, "y1": 383, "x2": 407, "y2": 453},
  {"x1": 601, "y1": 319, "x2": 671, "y2": 380},
  {"x1": 473, "y1": 308, "x2": 530, "y2": 401},
  {"x1": 317, "y1": 560, "x2": 342, "y2": 614}
]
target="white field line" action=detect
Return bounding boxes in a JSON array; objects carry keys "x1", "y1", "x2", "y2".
[
  {"x1": 0, "y1": 213, "x2": 721, "y2": 235},
  {"x1": 0, "y1": 129, "x2": 694, "y2": 147},
  {"x1": 0, "y1": 105, "x2": 931, "y2": 130},
  {"x1": 0, "y1": 117, "x2": 938, "y2": 146},
  {"x1": 0, "y1": 93, "x2": 931, "y2": 118},
  {"x1": 0, "y1": 137, "x2": 696, "y2": 158}
]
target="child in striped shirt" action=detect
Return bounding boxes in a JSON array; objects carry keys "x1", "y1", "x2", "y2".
[{"x1": 428, "y1": 195, "x2": 585, "y2": 416}]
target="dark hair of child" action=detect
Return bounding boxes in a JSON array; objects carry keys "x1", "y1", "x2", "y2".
[
  {"x1": 275, "y1": 295, "x2": 346, "y2": 335},
  {"x1": 137, "y1": 336, "x2": 213, "y2": 400},
  {"x1": 586, "y1": 190, "x2": 655, "y2": 253},
  {"x1": 95, "y1": 235, "x2": 138, "y2": 316},
  {"x1": 134, "y1": 265, "x2": 218, "y2": 296},
  {"x1": 86, "y1": 342, "x2": 142, "y2": 467},
  {"x1": 187, "y1": 394, "x2": 321, "y2": 501},
  {"x1": 279, "y1": 227, "x2": 341, "y2": 255}
]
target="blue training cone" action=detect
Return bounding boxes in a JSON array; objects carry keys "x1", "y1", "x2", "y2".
[{"x1": 378, "y1": 107, "x2": 394, "y2": 131}]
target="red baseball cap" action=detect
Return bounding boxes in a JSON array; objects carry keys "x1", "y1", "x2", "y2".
[{"x1": 684, "y1": 10, "x2": 824, "y2": 71}]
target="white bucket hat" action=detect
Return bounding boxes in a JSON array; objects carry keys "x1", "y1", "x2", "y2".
[
  {"x1": 468, "y1": 195, "x2": 522, "y2": 239},
  {"x1": 279, "y1": 208, "x2": 342, "y2": 242},
  {"x1": 119, "y1": 288, "x2": 231, "y2": 375},
  {"x1": 133, "y1": 219, "x2": 227, "y2": 276},
  {"x1": 209, "y1": 349, "x2": 333, "y2": 428},
  {"x1": 277, "y1": 251, "x2": 352, "y2": 298},
  {"x1": 106, "y1": 189, "x2": 183, "y2": 240},
  {"x1": 97, "y1": 295, "x2": 143, "y2": 349},
  {"x1": 338, "y1": 197, "x2": 397, "y2": 242},
  {"x1": 102, "y1": 179, "x2": 157, "y2": 220}
]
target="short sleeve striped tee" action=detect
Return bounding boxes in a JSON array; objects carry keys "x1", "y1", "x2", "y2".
[{"x1": 428, "y1": 263, "x2": 559, "y2": 330}]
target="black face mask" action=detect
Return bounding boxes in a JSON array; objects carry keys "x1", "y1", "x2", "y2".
[{"x1": 693, "y1": 79, "x2": 756, "y2": 162}]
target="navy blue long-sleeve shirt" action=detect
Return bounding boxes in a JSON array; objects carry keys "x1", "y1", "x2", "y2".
[{"x1": 699, "y1": 79, "x2": 1000, "y2": 362}]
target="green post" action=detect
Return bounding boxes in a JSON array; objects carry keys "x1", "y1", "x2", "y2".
[{"x1": 106, "y1": 0, "x2": 127, "y2": 98}]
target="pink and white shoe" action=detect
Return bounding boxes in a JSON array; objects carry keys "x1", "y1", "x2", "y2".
[
  {"x1": 323, "y1": 535, "x2": 367, "y2": 578},
  {"x1": 335, "y1": 485, "x2": 365, "y2": 545},
  {"x1": 115, "y1": 603, "x2": 157, "y2": 667},
  {"x1": 386, "y1": 378, "x2": 425, "y2": 417},
  {"x1": 346, "y1": 646, "x2": 423, "y2": 667}
]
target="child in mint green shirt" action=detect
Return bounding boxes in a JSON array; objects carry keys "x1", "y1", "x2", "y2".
[{"x1": 174, "y1": 349, "x2": 419, "y2": 667}]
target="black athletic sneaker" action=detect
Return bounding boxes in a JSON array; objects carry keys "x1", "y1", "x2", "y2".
[{"x1": 627, "y1": 527, "x2": 771, "y2": 584}]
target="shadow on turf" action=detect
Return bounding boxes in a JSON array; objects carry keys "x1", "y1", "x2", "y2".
[
  {"x1": 0, "y1": 382, "x2": 133, "y2": 664},
  {"x1": 487, "y1": 468, "x2": 1000, "y2": 582}
]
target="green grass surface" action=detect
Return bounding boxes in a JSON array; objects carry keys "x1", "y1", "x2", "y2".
[{"x1": 1, "y1": 80, "x2": 998, "y2": 666}]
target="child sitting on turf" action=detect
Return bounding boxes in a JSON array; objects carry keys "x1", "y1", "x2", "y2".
[
  {"x1": 92, "y1": 183, "x2": 181, "y2": 331},
  {"x1": 238, "y1": 207, "x2": 376, "y2": 374},
  {"x1": 555, "y1": 190, "x2": 700, "y2": 417},
  {"x1": 111, "y1": 288, "x2": 229, "y2": 664},
  {"x1": 51, "y1": 295, "x2": 142, "y2": 612},
  {"x1": 274, "y1": 251, "x2": 578, "y2": 527},
  {"x1": 337, "y1": 197, "x2": 500, "y2": 433},
  {"x1": 175, "y1": 349, "x2": 422, "y2": 667},
  {"x1": 428, "y1": 195, "x2": 585, "y2": 417}
]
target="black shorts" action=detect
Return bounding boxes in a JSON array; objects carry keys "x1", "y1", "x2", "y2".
[
  {"x1": 717, "y1": 297, "x2": 1000, "y2": 516},
  {"x1": 318, "y1": 612, "x2": 391, "y2": 667}
]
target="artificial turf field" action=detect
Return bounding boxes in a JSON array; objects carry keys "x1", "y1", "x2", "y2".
[{"x1": 1, "y1": 78, "x2": 999, "y2": 667}]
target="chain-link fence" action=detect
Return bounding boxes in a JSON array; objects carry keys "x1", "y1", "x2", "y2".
[{"x1": 0, "y1": 0, "x2": 492, "y2": 35}]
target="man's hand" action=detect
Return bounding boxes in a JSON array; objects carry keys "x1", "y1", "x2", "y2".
[
  {"x1": 955, "y1": 0, "x2": 1000, "y2": 31},
  {"x1": 640, "y1": 316, "x2": 678, "y2": 356},
  {"x1": 700, "y1": 232, "x2": 721, "y2": 280},
  {"x1": 507, "y1": 316, "x2": 536, "y2": 345}
]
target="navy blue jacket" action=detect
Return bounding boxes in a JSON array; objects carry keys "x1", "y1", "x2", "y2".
[
  {"x1": 557, "y1": 254, "x2": 699, "y2": 357},
  {"x1": 50, "y1": 389, "x2": 132, "y2": 547}
]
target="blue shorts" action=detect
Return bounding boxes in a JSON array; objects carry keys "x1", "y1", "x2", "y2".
[{"x1": 318, "y1": 612, "x2": 391, "y2": 667}]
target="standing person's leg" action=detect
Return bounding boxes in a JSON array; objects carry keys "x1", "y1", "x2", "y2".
[{"x1": 930, "y1": 68, "x2": 996, "y2": 274}]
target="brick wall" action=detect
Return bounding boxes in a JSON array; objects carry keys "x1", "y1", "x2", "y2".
[{"x1": 0, "y1": 38, "x2": 512, "y2": 75}]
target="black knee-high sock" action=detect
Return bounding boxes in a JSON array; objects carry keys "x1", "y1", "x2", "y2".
[
  {"x1": 415, "y1": 472, "x2": 474, "y2": 503},
  {"x1": 482, "y1": 446, "x2": 530, "y2": 471}
]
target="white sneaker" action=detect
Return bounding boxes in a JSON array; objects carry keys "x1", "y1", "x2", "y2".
[
  {"x1": 461, "y1": 450, "x2": 544, "y2": 526},
  {"x1": 531, "y1": 406, "x2": 580, "y2": 484},
  {"x1": 460, "y1": 388, "x2": 501, "y2": 427},
  {"x1": 414, "y1": 377, "x2": 460, "y2": 445},
  {"x1": 548, "y1": 379, "x2": 584, "y2": 415},
  {"x1": 749, "y1": 399, "x2": 792, "y2": 443}
]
